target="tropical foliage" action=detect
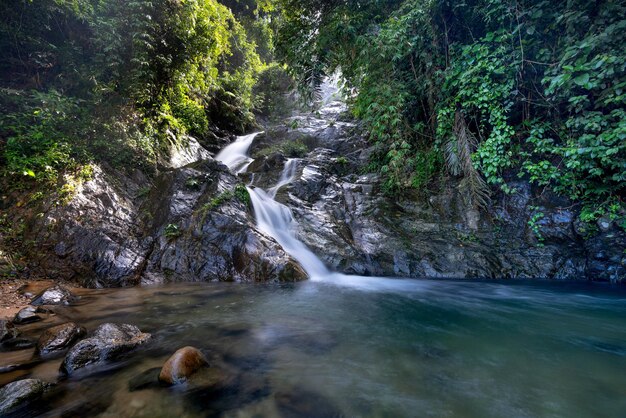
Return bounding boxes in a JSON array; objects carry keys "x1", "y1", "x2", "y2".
[
  {"x1": 1, "y1": 0, "x2": 623, "y2": 229},
  {"x1": 274, "y1": 0, "x2": 626, "y2": 226},
  {"x1": 0, "y1": 0, "x2": 267, "y2": 184}
]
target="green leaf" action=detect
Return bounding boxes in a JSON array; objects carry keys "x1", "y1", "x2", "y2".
[{"x1": 573, "y1": 73, "x2": 590, "y2": 86}]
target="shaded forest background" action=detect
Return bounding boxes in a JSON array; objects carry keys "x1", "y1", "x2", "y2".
[{"x1": 1, "y1": 0, "x2": 624, "y2": 232}]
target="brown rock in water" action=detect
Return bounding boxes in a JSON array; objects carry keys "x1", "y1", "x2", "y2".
[
  {"x1": 0, "y1": 320, "x2": 19, "y2": 342},
  {"x1": 36, "y1": 322, "x2": 86, "y2": 356},
  {"x1": 159, "y1": 346, "x2": 208, "y2": 385}
]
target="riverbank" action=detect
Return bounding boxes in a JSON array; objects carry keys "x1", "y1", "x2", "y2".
[{"x1": 0, "y1": 279, "x2": 30, "y2": 320}]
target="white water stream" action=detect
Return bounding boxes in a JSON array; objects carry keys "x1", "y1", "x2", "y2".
[
  {"x1": 214, "y1": 132, "x2": 260, "y2": 173},
  {"x1": 216, "y1": 136, "x2": 330, "y2": 280},
  {"x1": 215, "y1": 131, "x2": 428, "y2": 289},
  {"x1": 213, "y1": 90, "x2": 427, "y2": 289},
  {"x1": 267, "y1": 158, "x2": 298, "y2": 198}
]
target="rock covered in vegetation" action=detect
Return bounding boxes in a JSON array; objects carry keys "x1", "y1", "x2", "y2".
[
  {"x1": 0, "y1": 379, "x2": 53, "y2": 415},
  {"x1": 159, "y1": 346, "x2": 209, "y2": 385},
  {"x1": 60, "y1": 323, "x2": 150, "y2": 375},
  {"x1": 31, "y1": 285, "x2": 75, "y2": 306},
  {"x1": 36, "y1": 322, "x2": 86, "y2": 356},
  {"x1": 13, "y1": 306, "x2": 42, "y2": 324}
]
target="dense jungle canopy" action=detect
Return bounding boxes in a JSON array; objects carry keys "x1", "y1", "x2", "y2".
[{"x1": 1, "y1": 0, "x2": 624, "y2": 230}]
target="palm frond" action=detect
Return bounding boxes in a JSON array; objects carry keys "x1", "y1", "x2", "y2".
[{"x1": 453, "y1": 109, "x2": 491, "y2": 210}]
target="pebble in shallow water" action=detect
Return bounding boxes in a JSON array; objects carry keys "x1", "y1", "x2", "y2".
[
  {"x1": 159, "y1": 346, "x2": 209, "y2": 385},
  {"x1": 13, "y1": 306, "x2": 42, "y2": 324},
  {"x1": 31, "y1": 285, "x2": 76, "y2": 306}
]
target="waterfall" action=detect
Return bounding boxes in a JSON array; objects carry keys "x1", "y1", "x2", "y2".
[
  {"x1": 215, "y1": 133, "x2": 420, "y2": 290},
  {"x1": 214, "y1": 132, "x2": 261, "y2": 173},
  {"x1": 215, "y1": 133, "x2": 328, "y2": 279},
  {"x1": 267, "y1": 158, "x2": 298, "y2": 198},
  {"x1": 248, "y1": 186, "x2": 330, "y2": 279}
]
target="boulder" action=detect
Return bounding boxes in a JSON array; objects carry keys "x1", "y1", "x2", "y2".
[
  {"x1": 0, "y1": 320, "x2": 18, "y2": 342},
  {"x1": 36, "y1": 322, "x2": 86, "y2": 356},
  {"x1": 0, "y1": 379, "x2": 53, "y2": 415},
  {"x1": 60, "y1": 323, "x2": 151, "y2": 375},
  {"x1": 159, "y1": 346, "x2": 208, "y2": 385},
  {"x1": 31, "y1": 285, "x2": 75, "y2": 306},
  {"x1": 13, "y1": 306, "x2": 42, "y2": 324}
]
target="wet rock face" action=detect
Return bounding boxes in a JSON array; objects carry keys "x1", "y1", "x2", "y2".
[
  {"x1": 159, "y1": 346, "x2": 209, "y2": 385},
  {"x1": 0, "y1": 379, "x2": 53, "y2": 415},
  {"x1": 246, "y1": 103, "x2": 626, "y2": 282},
  {"x1": 13, "y1": 96, "x2": 624, "y2": 284},
  {"x1": 36, "y1": 322, "x2": 86, "y2": 356},
  {"x1": 13, "y1": 306, "x2": 42, "y2": 324},
  {"x1": 22, "y1": 153, "x2": 306, "y2": 286},
  {"x1": 142, "y1": 159, "x2": 307, "y2": 284},
  {"x1": 31, "y1": 285, "x2": 75, "y2": 306},
  {"x1": 0, "y1": 320, "x2": 18, "y2": 342},
  {"x1": 60, "y1": 323, "x2": 150, "y2": 375}
]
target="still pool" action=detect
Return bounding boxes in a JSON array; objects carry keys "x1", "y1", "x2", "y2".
[{"x1": 2, "y1": 278, "x2": 626, "y2": 417}]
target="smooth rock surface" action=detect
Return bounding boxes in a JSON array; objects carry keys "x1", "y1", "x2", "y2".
[
  {"x1": 0, "y1": 379, "x2": 52, "y2": 415},
  {"x1": 36, "y1": 322, "x2": 86, "y2": 356},
  {"x1": 60, "y1": 323, "x2": 151, "y2": 375},
  {"x1": 31, "y1": 285, "x2": 75, "y2": 306},
  {"x1": 13, "y1": 306, "x2": 42, "y2": 324},
  {"x1": 159, "y1": 346, "x2": 209, "y2": 385}
]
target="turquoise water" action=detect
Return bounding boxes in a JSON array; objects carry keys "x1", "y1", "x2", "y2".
[{"x1": 3, "y1": 278, "x2": 626, "y2": 417}]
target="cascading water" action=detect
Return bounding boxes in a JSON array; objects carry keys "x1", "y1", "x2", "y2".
[
  {"x1": 215, "y1": 134, "x2": 330, "y2": 280},
  {"x1": 267, "y1": 158, "x2": 298, "y2": 198},
  {"x1": 214, "y1": 90, "x2": 421, "y2": 288},
  {"x1": 247, "y1": 186, "x2": 330, "y2": 279},
  {"x1": 214, "y1": 132, "x2": 261, "y2": 172}
]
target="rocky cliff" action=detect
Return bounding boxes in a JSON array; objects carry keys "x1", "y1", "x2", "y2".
[{"x1": 2, "y1": 101, "x2": 624, "y2": 286}]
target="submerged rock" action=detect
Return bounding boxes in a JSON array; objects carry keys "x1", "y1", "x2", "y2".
[
  {"x1": 2, "y1": 338, "x2": 35, "y2": 351},
  {"x1": 31, "y1": 285, "x2": 75, "y2": 306},
  {"x1": 159, "y1": 346, "x2": 209, "y2": 385},
  {"x1": 36, "y1": 322, "x2": 86, "y2": 356},
  {"x1": 0, "y1": 379, "x2": 53, "y2": 415},
  {"x1": 60, "y1": 323, "x2": 151, "y2": 375},
  {"x1": 275, "y1": 389, "x2": 343, "y2": 418},
  {"x1": 129, "y1": 367, "x2": 162, "y2": 392},
  {"x1": 13, "y1": 306, "x2": 42, "y2": 324},
  {"x1": 0, "y1": 320, "x2": 19, "y2": 342}
]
